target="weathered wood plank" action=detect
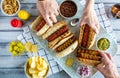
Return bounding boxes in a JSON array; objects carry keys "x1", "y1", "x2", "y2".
[
  {"x1": 0, "y1": 68, "x2": 27, "y2": 78},
  {"x1": 116, "y1": 45, "x2": 120, "y2": 55},
  {"x1": 110, "y1": 19, "x2": 120, "y2": 30},
  {"x1": 0, "y1": 42, "x2": 22, "y2": 55},
  {"x1": 0, "y1": 17, "x2": 36, "y2": 30},
  {"x1": 0, "y1": 56, "x2": 28, "y2": 68},
  {"x1": 113, "y1": 31, "x2": 120, "y2": 44},
  {"x1": 0, "y1": 17, "x2": 22, "y2": 30},
  {"x1": 0, "y1": 32, "x2": 23, "y2": 42},
  {"x1": 113, "y1": 55, "x2": 120, "y2": 67},
  {"x1": 96, "y1": 0, "x2": 120, "y2": 3},
  {"x1": 18, "y1": 0, "x2": 120, "y2": 3}
]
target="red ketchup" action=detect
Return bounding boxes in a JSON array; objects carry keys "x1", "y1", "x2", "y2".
[{"x1": 10, "y1": 19, "x2": 23, "y2": 28}]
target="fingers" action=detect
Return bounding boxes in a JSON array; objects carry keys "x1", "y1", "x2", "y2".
[
  {"x1": 91, "y1": 25, "x2": 99, "y2": 34},
  {"x1": 50, "y1": 13, "x2": 57, "y2": 23},
  {"x1": 43, "y1": 11, "x2": 58, "y2": 26},
  {"x1": 79, "y1": 19, "x2": 86, "y2": 27},
  {"x1": 98, "y1": 51, "x2": 110, "y2": 65},
  {"x1": 54, "y1": 10, "x2": 59, "y2": 16},
  {"x1": 44, "y1": 15, "x2": 53, "y2": 26},
  {"x1": 105, "y1": 53, "x2": 114, "y2": 62},
  {"x1": 96, "y1": 23, "x2": 100, "y2": 30}
]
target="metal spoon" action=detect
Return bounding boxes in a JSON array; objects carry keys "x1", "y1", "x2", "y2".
[{"x1": 70, "y1": 18, "x2": 80, "y2": 26}]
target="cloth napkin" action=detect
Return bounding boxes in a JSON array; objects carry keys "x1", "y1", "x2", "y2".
[
  {"x1": 17, "y1": 3, "x2": 114, "y2": 77},
  {"x1": 17, "y1": 26, "x2": 62, "y2": 76}
]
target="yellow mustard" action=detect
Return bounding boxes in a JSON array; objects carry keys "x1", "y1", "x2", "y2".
[
  {"x1": 18, "y1": 10, "x2": 30, "y2": 20},
  {"x1": 66, "y1": 57, "x2": 74, "y2": 67}
]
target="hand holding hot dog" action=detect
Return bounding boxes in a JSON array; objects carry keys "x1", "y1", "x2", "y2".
[
  {"x1": 95, "y1": 51, "x2": 120, "y2": 78},
  {"x1": 36, "y1": 0, "x2": 59, "y2": 26},
  {"x1": 80, "y1": 0, "x2": 100, "y2": 34}
]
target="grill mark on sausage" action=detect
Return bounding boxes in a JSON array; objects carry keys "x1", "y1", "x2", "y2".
[
  {"x1": 77, "y1": 49, "x2": 102, "y2": 62},
  {"x1": 55, "y1": 36, "x2": 76, "y2": 52},
  {"x1": 81, "y1": 24, "x2": 90, "y2": 48},
  {"x1": 47, "y1": 26, "x2": 68, "y2": 42},
  {"x1": 36, "y1": 19, "x2": 46, "y2": 31}
]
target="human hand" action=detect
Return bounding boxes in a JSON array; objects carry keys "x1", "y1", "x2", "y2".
[
  {"x1": 95, "y1": 51, "x2": 120, "y2": 78},
  {"x1": 80, "y1": 8, "x2": 100, "y2": 34},
  {"x1": 36, "y1": 0, "x2": 59, "y2": 26}
]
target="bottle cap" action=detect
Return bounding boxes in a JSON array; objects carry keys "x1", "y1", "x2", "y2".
[{"x1": 10, "y1": 19, "x2": 23, "y2": 28}]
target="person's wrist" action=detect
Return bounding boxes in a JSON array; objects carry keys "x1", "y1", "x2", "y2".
[
  {"x1": 83, "y1": 6, "x2": 94, "y2": 14},
  {"x1": 85, "y1": 0, "x2": 94, "y2": 9}
]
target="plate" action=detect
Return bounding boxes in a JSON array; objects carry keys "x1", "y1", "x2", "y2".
[
  {"x1": 31, "y1": 0, "x2": 118, "y2": 78},
  {"x1": 31, "y1": 24, "x2": 117, "y2": 78}
]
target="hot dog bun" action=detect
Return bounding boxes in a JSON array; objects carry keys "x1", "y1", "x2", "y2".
[
  {"x1": 30, "y1": 16, "x2": 50, "y2": 36},
  {"x1": 52, "y1": 34, "x2": 74, "y2": 50},
  {"x1": 44, "y1": 21, "x2": 78, "y2": 58},
  {"x1": 79, "y1": 24, "x2": 96, "y2": 49},
  {"x1": 48, "y1": 30, "x2": 71, "y2": 49},
  {"x1": 42, "y1": 21, "x2": 67, "y2": 39},
  {"x1": 30, "y1": 16, "x2": 78, "y2": 58},
  {"x1": 77, "y1": 49, "x2": 102, "y2": 67},
  {"x1": 30, "y1": 16, "x2": 43, "y2": 31},
  {"x1": 56, "y1": 40, "x2": 78, "y2": 58}
]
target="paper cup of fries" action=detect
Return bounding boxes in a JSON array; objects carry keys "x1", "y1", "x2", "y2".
[
  {"x1": 1, "y1": 0, "x2": 21, "y2": 16},
  {"x1": 24, "y1": 56, "x2": 49, "y2": 78}
]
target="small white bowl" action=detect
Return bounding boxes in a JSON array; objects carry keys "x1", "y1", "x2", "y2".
[
  {"x1": 96, "y1": 37, "x2": 110, "y2": 51},
  {"x1": 24, "y1": 57, "x2": 49, "y2": 78},
  {"x1": 59, "y1": 0, "x2": 78, "y2": 19},
  {"x1": 24, "y1": 61, "x2": 31, "y2": 78},
  {"x1": 0, "y1": 0, "x2": 21, "y2": 16}
]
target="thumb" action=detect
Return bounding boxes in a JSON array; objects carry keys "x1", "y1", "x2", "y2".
[
  {"x1": 79, "y1": 19, "x2": 85, "y2": 27},
  {"x1": 90, "y1": 25, "x2": 99, "y2": 34},
  {"x1": 79, "y1": 22, "x2": 83, "y2": 27}
]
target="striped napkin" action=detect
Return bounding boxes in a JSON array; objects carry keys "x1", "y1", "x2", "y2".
[
  {"x1": 17, "y1": 26, "x2": 62, "y2": 76},
  {"x1": 17, "y1": 3, "x2": 114, "y2": 77}
]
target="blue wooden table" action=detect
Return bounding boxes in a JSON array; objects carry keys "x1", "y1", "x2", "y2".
[{"x1": 0, "y1": 0, "x2": 120, "y2": 78}]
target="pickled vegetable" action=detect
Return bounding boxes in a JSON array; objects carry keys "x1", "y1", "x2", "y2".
[
  {"x1": 9, "y1": 41, "x2": 25, "y2": 56},
  {"x1": 97, "y1": 38, "x2": 110, "y2": 50}
]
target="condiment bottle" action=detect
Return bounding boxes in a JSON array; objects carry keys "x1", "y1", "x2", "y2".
[
  {"x1": 18, "y1": 10, "x2": 30, "y2": 20},
  {"x1": 10, "y1": 18, "x2": 23, "y2": 28}
]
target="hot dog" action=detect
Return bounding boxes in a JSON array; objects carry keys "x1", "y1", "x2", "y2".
[
  {"x1": 77, "y1": 49, "x2": 103, "y2": 67},
  {"x1": 79, "y1": 24, "x2": 96, "y2": 49},
  {"x1": 42, "y1": 21, "x2": 78, "y2": 58},
  {"x1": 47, "y1": 26, "x2": 68, "y2": 42},
  {"x1": 31, "y1": 16, "x2": 78, "y2": 58},
  {"x1": 30, "y1": 16, "x2": 50, "y2": 36}
]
